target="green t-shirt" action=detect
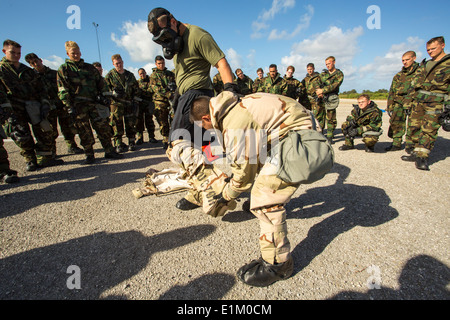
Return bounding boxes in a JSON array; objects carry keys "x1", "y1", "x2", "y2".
[{"x1": 174, "y1": 24, "x2": 225, "y2": 95}]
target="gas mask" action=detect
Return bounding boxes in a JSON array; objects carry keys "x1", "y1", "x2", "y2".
[{"x1": 148, "y1": 8, "x2": 184, "y2": 60}]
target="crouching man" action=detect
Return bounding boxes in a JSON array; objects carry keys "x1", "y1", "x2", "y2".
[
  {"x1": 339, "y1": 94, "x2": 383, "y2": 152},
  {"x1": 188, "y1": 91, "x2": 334, "y2": 287}
]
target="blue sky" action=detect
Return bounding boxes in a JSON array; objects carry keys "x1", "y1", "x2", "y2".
[{"x1": 1, "y1": 0, "x2": 449, "y2": 92}]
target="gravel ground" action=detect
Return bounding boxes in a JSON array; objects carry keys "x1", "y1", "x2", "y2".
[{"x1": 1, "y1": 99, "x2": 449, "y2": 301}]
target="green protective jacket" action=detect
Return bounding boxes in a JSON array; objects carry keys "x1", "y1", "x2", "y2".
[
  {"x1": 105, "y1": 68, "x2": 140, "y2": 106},
  {"x1": 283, "y1": 75, "x2": 302, "y2": 100},
  {"x1": 387, "y1": 62, "x2": 420, "y2": 111},
  {"x1": 236, "y1": 75, "x2": 254, "y2": 96},
  {"x1": 408, "y1": 55, "x2": 450, "y2": 105},
  {"x1": 57, "y1": 58, "x2": 106, "y2": 108},
  {"x1": 0, "y1": 57, "x2": 49, "y2": 107},
  {"x1": 319, "y1": 69, "x2": 344, "y2": 95},
  {"x1": 347, "y1": 101, "x2": 383, "y2": 135},
  {"x1": 257, "y1": 72, "x2": 288, "y2": 95},
  {"x1": 150, "y1": 67, "x2": 176, "y2": 103}
]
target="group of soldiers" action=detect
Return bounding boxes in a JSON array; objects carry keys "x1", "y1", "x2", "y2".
[
  {"x1": 213, "y1": 56, "x2": 345, "y2": 144},
  {"x1": 0, "y1": 39, "x2": 178, "y2": 183}
]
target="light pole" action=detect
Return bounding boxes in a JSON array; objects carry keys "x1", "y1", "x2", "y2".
[{"x1": 92, "y1": 22, "x2": 101, "y2": 64}]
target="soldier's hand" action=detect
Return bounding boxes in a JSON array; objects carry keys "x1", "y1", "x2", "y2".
[
  {"x1": 347, "y1": 127, "x2": 359, "y2": 138},
  {"x1": 207, "y1": 192, "x2": 237, "y2": 218}
]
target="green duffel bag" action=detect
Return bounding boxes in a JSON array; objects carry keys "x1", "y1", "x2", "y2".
[
  {"x1": 276, "y1": 129, "x2": 334, "y2": 184},
  {"x1": 324, "y1": 93, "x2": 340, "y2": 110}
]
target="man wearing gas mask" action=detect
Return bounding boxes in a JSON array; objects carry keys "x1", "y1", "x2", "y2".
[{"x1": 148, "y1": 7, "x2": 237, "y2": 211}]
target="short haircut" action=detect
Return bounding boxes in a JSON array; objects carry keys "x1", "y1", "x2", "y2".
[
  {"x1": 138, "y1": 68, "x2": 146, "y2": 73},
  {"x1": 111, "y1": 54, "x2": 122, "y2": 62},
  {"x1": 257, "y1": 67, "x2": 263, "y2": 73},
  {"x1": 3, "y1": 39, "x2": 21, "y2": 48},
  {"x1": 25, "y1": 53, "x2": 40, "y2": 63},
  {"x1": 287, "y1": 65, "x2": 295, "y2": 72},
  {"x1": 325, "y1": 56, "x2": 336, "y2": 62},
  {"x1": 155, "y1": 55, "x2": 164, "y2": 62},
  {"x1": 189, "y1": 96, "x2": 211, "y2": 123},
  {"x1": 235, "y1": 68, "x2": 243, "y2": 75},
  {"x1": 358, "y1": 94, "x2": 371, "y2": 101},
  {"x1": 269, "y1": 64, "x2": 277, "y2": 69},
  {"x1": 307, "y1": 63, "x2": 315, "y2": 68},
  {"x1": 65, "y1": 41, "x2": 79, "y2": 51},
  {"x1": 427, "y1": 36, "x2": 445, "y2": 45},
  {"x1": 403, "y1": 51, "x2": 416, "y2": 58}
]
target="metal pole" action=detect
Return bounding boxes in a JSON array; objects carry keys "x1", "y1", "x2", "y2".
[{"x1": 93, "y1": 22, "x2": 101, "y2": 64}]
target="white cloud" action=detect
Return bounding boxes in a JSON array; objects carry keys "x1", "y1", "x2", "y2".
[
  {"x1": 359, "y1": 37, "x2": 424, "y2": 81},
  {"x1": 251, "y1": 0, "x2": 298, "y2": 39},
  {"x1": 42, "y1": 55, "x2": 65, "y2": 70},
  {"x1": 111, "y1": 20, "x2": 163, "y2": 63},
  {"x1": 268, "y1": 5, "x2": 314, "y2": 40},
  {"x1": 281, "y1": 26, "x2": 364, "y2": 80},
  {"x1": 226, "y1": 48, "x2": 244, "y2": 73}
]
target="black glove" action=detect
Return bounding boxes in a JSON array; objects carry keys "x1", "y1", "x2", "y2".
[
  {"x1": 347, "y1": 127, "x2": 359, "y2": 138},
  {"x1": 96, "y1": 94, "x2": 111, "y2": 106},
  {"x1": 223, "y1": 82, "x2": 242, "y2": 97}
]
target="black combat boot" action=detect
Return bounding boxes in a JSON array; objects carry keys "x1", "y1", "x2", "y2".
[
  {"x1": 338, "y1": 144, "x2": 354, "y2": 151},
  {"x1": 26, "y1": 161, "x2": 38, "y2": 172},
  {"x1": 1, "y1": 170, "x2": 20, "y2": 183},
  {"x1": 237, "y1": 257, "x2": 294, "y2": 287},
  {"x1": 176, "y1": 198, "x2": 200, "y2": 210},
  {"x1": 105, "y1": 150, "x2": 123, "y2": 159},
  {"x1": 365, "y1": 145, "x2": 375, "y2": 153},
  {"x1": 415, "y1": 157, "x2": 430, "y2": 171},
  {"x1": 68, "y1": 146, "x2": 84, "y2": 154},
  {"x1": 401, "y1": 153, "x2": 416, "y2": 162},
  {"x1": 83, "y1": 155, "x2": 95, "y2": 165}
]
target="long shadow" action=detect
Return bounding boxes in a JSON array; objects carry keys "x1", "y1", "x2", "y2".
[
  {"x1": 0, "y1": 154, "x2": 168, "y2": 218},
  {"x1": 0, "y1": 225, "x2": 217, "y2": 300},
  {"x1": 287, "y1": 163, "x2": 399, "y2": 274},
  {"x1": 329, "y1": 254, "x2": 450, "y2": 300},
  {"x1": 429, "y1": 136, "x2": 450, "y2": 165}
]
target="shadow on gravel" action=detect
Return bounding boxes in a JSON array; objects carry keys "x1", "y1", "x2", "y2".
[
  {"x1": 0, "y1": 224, "x2": 217, "y2": 299},
  {"x1": 287, "y1": 163, "x2": 399, "y2": 276},
  {"x1": 0, "y1": 154, "x2": 167, "y2": 218},
  {"x1": 429, "y1": 136, "x2": 450, "y2": 166},
  {"x1": 329, "y1": 254, "x2": 450, "y2": 300}
]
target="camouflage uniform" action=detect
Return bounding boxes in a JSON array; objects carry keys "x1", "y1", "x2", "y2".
[
  {"x1": 283, "y1": 75, "x2": 302, "y2": 101},
  {"x1": 386, "y1": 62, "x2": 420, "y2": 148},
  {"x1": 302, "y1": 72, "x2": 325, "y2": 127},
  {"x1": 57, "y1": 58, "x2": 115, "y2": 157},
  {"x1": 341, "y1": 101, "x2": 383, "y2": 150},
  {"x1": 257, "y1": 72, "x2": 288, "y2": 95},
  {"x1": 404, "y1": 54, "x2": 450, "y2": 159},
  {"x1": 105, "y1": 68, "x2": 140, "y2": 149},
  {"x1": 137, "y1": 75, "x2": 156, "y2": 142},
  {"x1": 150, "y1": 67, "x2": 175, "y2": 144},
  {"x1": 35, "y1": 65, "x2": 80, "y2": 154},
  {"x1": 236, "y1": 74, "x2": 254, "y2": 96},
  {"x1": 319, "y1": 69, "x2": 344, "y2": 139},
  {"x1": 0, "y1": 57, "x2": 55, "y2": 166},
  {"x1": 252, "y1": 76, "x2": 264, "y2": 93}
]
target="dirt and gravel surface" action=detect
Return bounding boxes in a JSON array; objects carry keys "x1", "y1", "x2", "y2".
[{"x1": 1, "y1": 99, "x2": 449, "y2": 301}]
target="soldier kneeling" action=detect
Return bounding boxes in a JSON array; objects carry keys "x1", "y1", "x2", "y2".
[{"x1": 339, "y1": 94, "x2": 383, "y2": 153}]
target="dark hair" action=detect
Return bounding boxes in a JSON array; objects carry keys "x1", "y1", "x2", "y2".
[
  {"x1": 307, "y1": 63, "x2": 315, "y2": 68},
  {"x1": 189, "y1": 96, "x2": 211, "y2": 123},
  {"x1": 427, "y1": 36, "x2": 445, "y2": 45},
  {"x1": 3, "y1": 39, "x2": 21, "y2": 48},
  {"x1": 25, "y1": 53, "x2": 40, "y2": 63},
  {"x1": 155, "y1": 55, "x2": 165, "y2": 62},
  {"x1": 269, "y1": 64, "x2": 277, "y2": 69}
]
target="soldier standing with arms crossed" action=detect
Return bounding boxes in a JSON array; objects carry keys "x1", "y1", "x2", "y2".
[
  {"x1": 385, "y1": 51, "x2": 420, "y2": 152},
  {"x1": 148, "y1": 7, "x2": 236, "y2": 210},
  {"x1": 401, "y1": 36, "x2": 450, "y2": 171},
  {"x1": 137, "y1": 68, "x2": 157, "y2": 144},
  {"x1": 316, "y1": 56, "x2": 344, "y2": 144},
  {"x1": 257, "y1": 64, "x2": 288, "y2": 95},
  {"x1": 57, "y1": 41, "x2": 122, "y2": 164},
  {"x1": 302, "y1": 63, "x2": 325, "y2": 128}
]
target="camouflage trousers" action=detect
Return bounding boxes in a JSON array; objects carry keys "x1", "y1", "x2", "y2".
[
  {"x1": 136, "y1": 102, "x2": 156, "y2": 140},
  {"x1": 325, "y1": 109, "x2": 337, "y2": 138},
  {"x1": 109, "y1": 103, "x2": 137, "y2": 146},
  {"x1": 154, "y1": 101, "x2": 171, "y2": 143},
  {"x1": 0, "y1": 136, "x2": 10, "y2": 173},
  {"x1": 9, "y1": 105, "x2": 54, "y2": 165},
  {"x1": 341, "y1": 121, "x2": 379, "y2": 147},
  {"x1": 387, "y1": 102, "x2": 407, "y2": 148},
  {"x1": 48, "y1": 107, "x2": 78, "y2": 151},
  {"x1": 405, "y1": 101, "x2": 443, "y2": 158},
  {"x1": 311, "y1": 99, "x2": 326, "y2": 129},
  {"x1": 73, "y1": 103, "x2": 114, "y2": 156}
]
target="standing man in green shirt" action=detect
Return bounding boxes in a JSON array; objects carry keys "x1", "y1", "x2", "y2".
[{"x1": 148, "y1": 7, "x2": 236, "y2": 210}]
